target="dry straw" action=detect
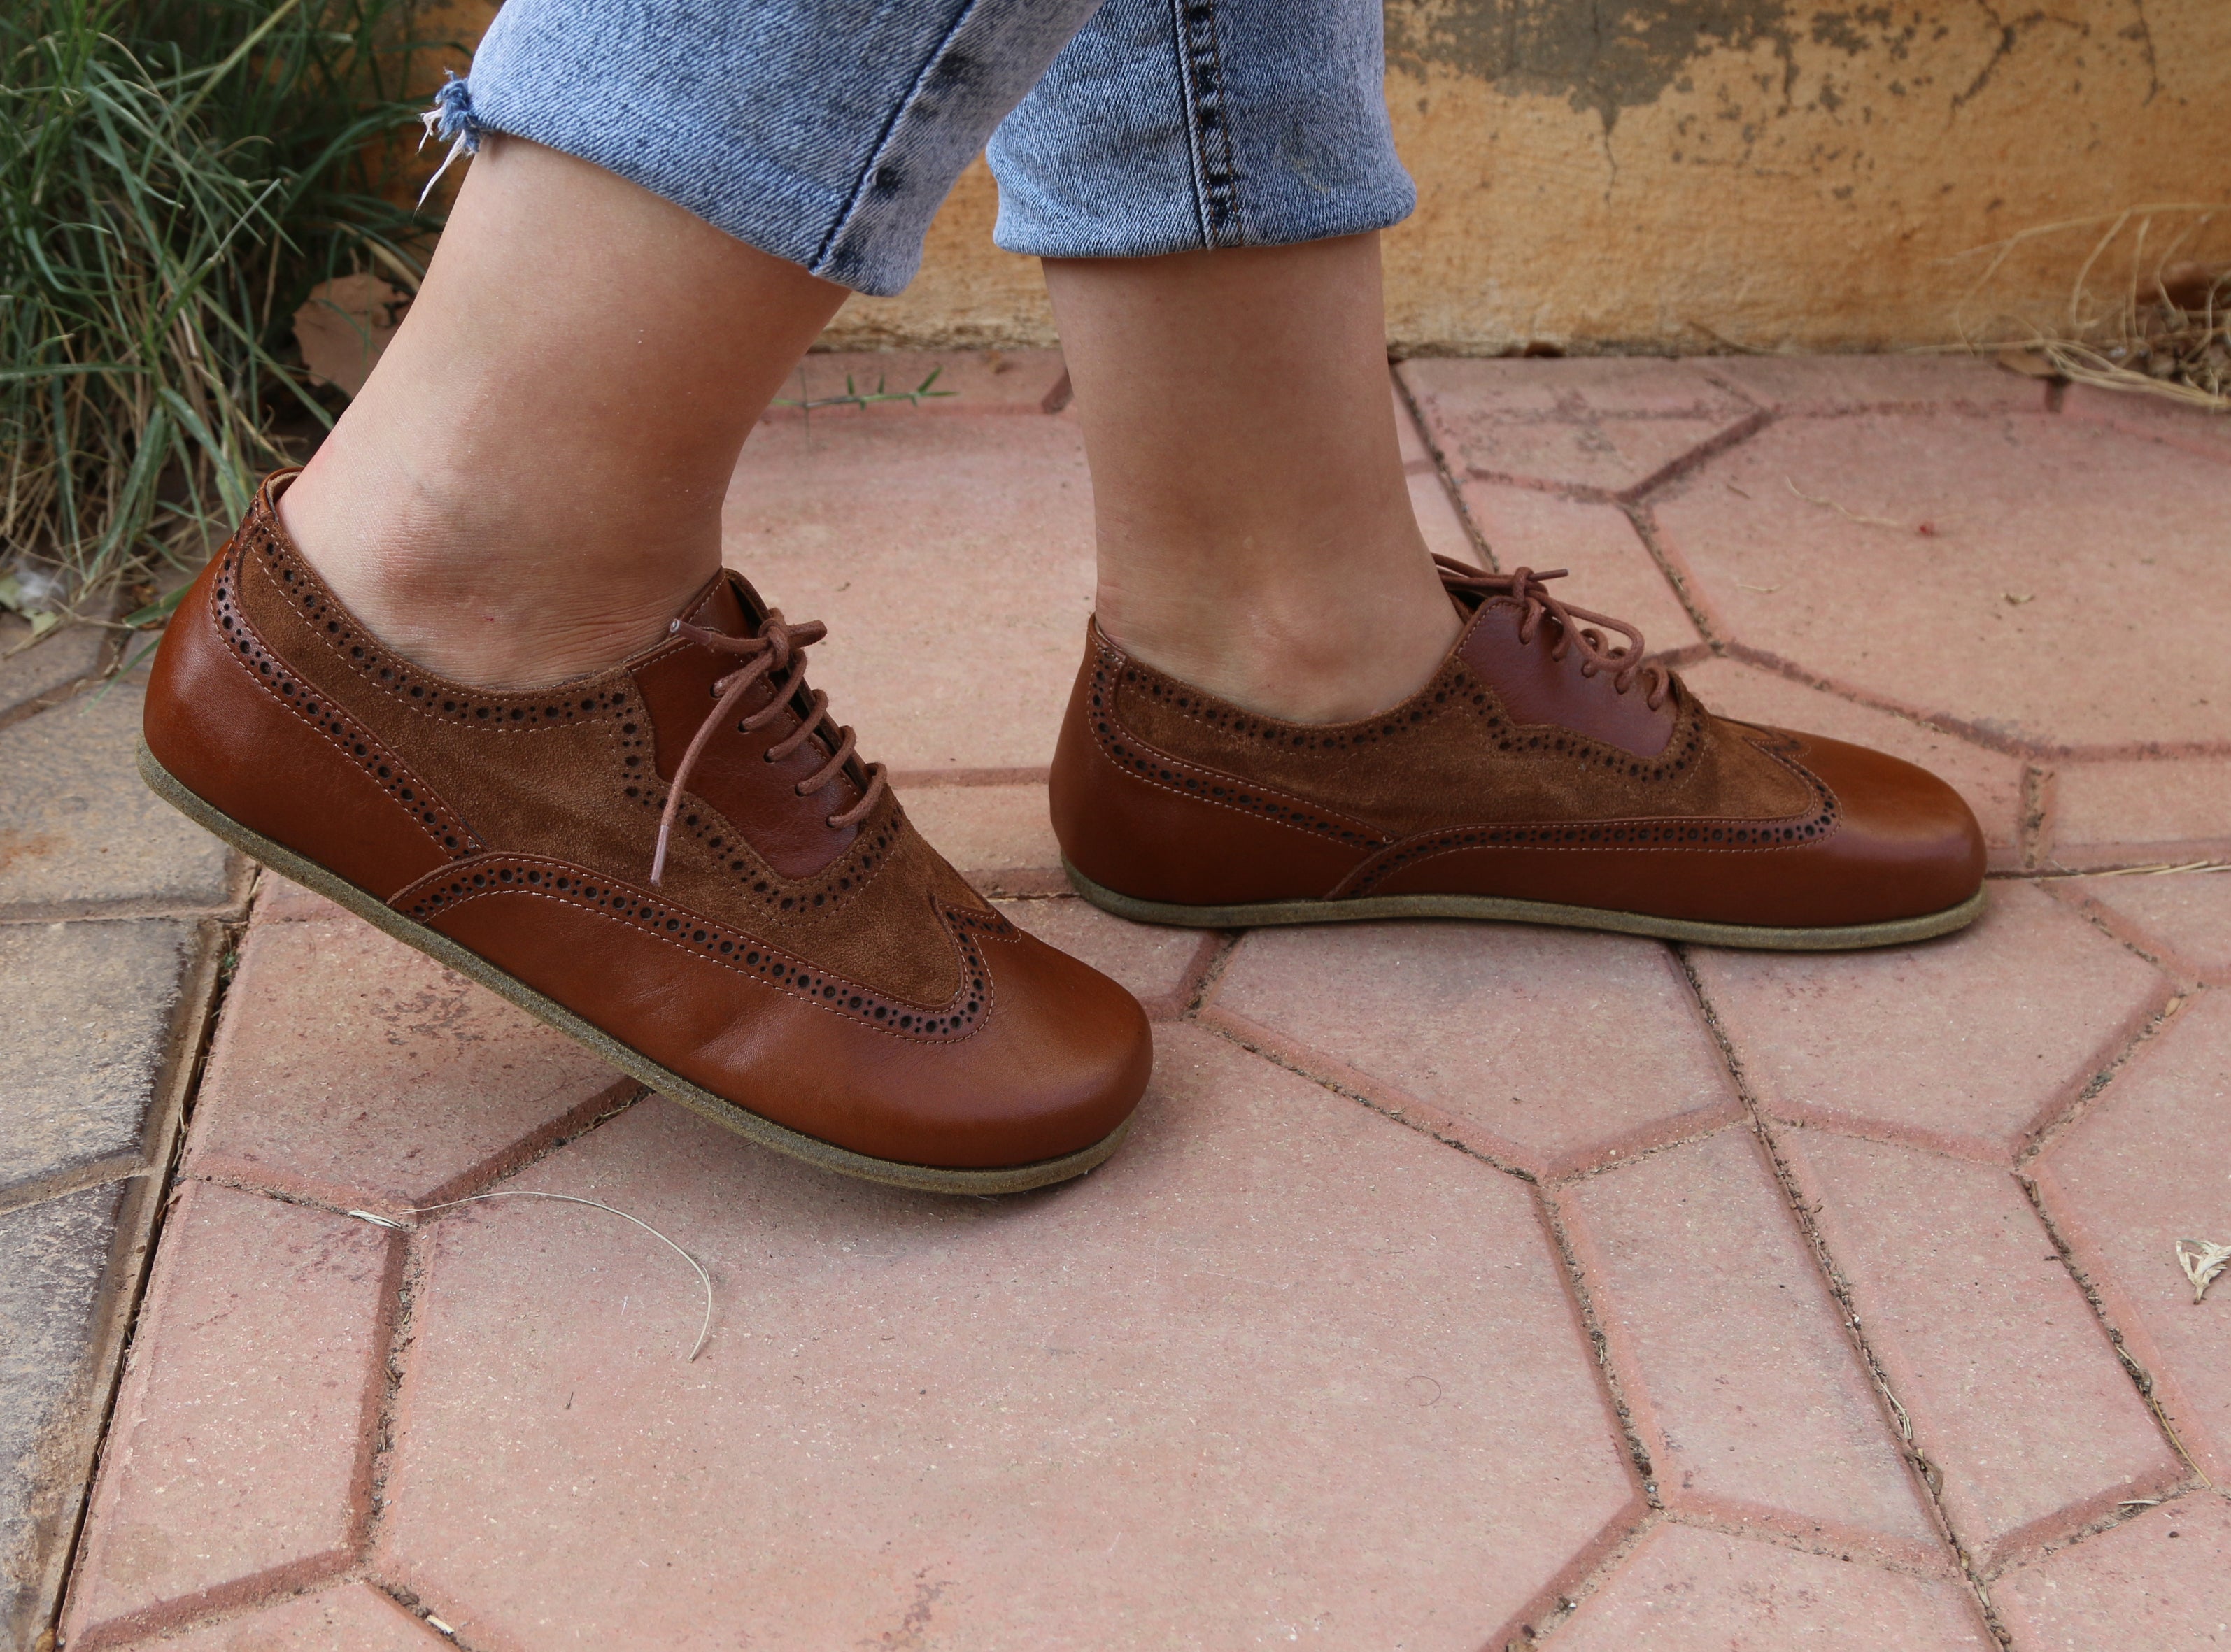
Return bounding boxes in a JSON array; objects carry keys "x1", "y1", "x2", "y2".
[{"x1": 1950, "y1": 204, "x2": 2230, "y2": 413}]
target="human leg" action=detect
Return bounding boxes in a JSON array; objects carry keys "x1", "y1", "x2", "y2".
[
  {"x1": 989, "y1": 1, "x2": 1988, "y2": 943},
  {"x1": 281, "y1": 0, "x2": 1098, "y2": 690},
  {"x1": 1042, "y1": 234, "x2": 1457, "y2": 724},
  {"x1": 280, "y1": 137, "x2": 847, "y2": 689},
  {"x1": 139, "y1": 0, "x2": 1155, "y2": 1190}
]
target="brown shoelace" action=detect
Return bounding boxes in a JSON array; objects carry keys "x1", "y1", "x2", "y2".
[
  {"x1": 1436, "y1": 555, "x2": 1672, "y2": 711},
  {"x1": 650, "y1": 609, "x2": 887, "y2": 886}
]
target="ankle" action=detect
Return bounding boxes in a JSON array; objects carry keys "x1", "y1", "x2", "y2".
[
  {"x1": 1096, "y1": 557, "x2": 1462, "y2": 725},
  {"x1": 276, "y1": 448, "x2": 716, "y2": 690}
]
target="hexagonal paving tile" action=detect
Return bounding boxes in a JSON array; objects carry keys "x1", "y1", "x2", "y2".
[
  {"x1": 2030, "y1": 990, "x2": 2231, "y2": 1480},
  {"x1": 0, "y1": 918, "x2": 203, "y2": 1202},
  {"x1": 996, "y1": 897, "x2": 1214, "y2": 1019},
  {"x1": 1399, "y1": 358, "x2": 1759, "y2": 499},
  {"x1": 0, "y1": 680, "x2": 237, "y2": 918},
  {"x1": 1206, "y1": 922, "x2": 1740, "y2": 1176},
  {"x1": 1678, "y1": 657, "x2": 2029, "y2": 869},
  {"x1": 1565, "y1": 1130, "x2": 1937, "y2": 1555},
  {"x1": 2048, "y1": 758, "x2": 2231, "y2": 871},
  {"x1": 722, "y1": 411, "x2": 1094, "y2": 774},
  {"x1": 1455, "y1": 481, "x2": 1701, "y2": 655},
  {"x1": 1994, "y1": 1494, "x2": 2231, "y2": 1652},
  {"x1": 1394, "y1": 380, "x2": 1486, "y2": 569},
  {"x1": 0, "y1": 616, "x2": 104, "y2": 721},
  {"x1": 1550, "y1": 1523, "x2": 1990, "y2": 1649},
  {"x1": 2065, "y1": 869, "x2": 2231, "y2": 983},
  {"x1": 1780, "y1": 1132, "x2": 2183, "y2": 1561},
  {"x1": 376, "y1": 1030, "x2": 1638, "y2": 1650},
  {"x1": 248, "y1": 872, "x2": 349, "y2": 923},
  {"x1": 185, "y1": 917, "x2": 633, "y2": 1220},
  {"x1": 1687, "y1": 881, "x2": 2168, "y2": 1157},
  {"x1": 64, "y1": 1184, "x2": 392, "y2": 1647},
  {"x1": 1653, "y1": 412, "x2": 2231, "y2": 751},
  {"x1": 897, "y1": 781, "x2": 1062, "y2": 892},
  {"x1": 1, "y1": 1183, "x2": 130, "y2": 1648}
]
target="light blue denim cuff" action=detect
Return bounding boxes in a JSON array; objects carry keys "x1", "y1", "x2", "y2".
[
  {"x1": 990, "y1": 0, "x2": 1416, "y2": 259},
  {"x1": 457, "y1": 0, "x2": 1413, "y2": 297}
]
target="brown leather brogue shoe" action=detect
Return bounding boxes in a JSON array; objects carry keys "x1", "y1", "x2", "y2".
[
  {"x1": 141, "y1": 474, "x2": 1151, "y2": 1192},
  {"x1": 1052, "y1": 557, "x2": 1987, "y2": 949}
]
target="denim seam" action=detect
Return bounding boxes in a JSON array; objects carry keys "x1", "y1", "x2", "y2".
[
  {"x1": 812, "y1": 0, "x2": 991, "y2": 278},
  {"x1": 1167, "y1": 0, "x2": 1245, "y2": 248}
]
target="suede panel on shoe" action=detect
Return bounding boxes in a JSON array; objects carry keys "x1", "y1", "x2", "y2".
[
  {"x1": 143, "y1": 473, "x2": 1149, "y2": 1174},
  {"x1": 216, "y1": 490, "x2": 970, "y2": 1005},
  {"x1": 1052, "y1": 560, "x2": 1986, "y2": 932}
]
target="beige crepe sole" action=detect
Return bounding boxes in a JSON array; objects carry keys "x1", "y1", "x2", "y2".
[
  {"x1": 140, "y1": 740, "x2": 1128, "y2": 1195},
  {"x1": 1065, "y1": 858, "x2": 1988, "y2": 952}
]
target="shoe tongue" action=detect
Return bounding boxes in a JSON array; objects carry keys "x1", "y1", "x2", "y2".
[{"x1": 672, "y1": 569, "x2": 770, "y2": 641}]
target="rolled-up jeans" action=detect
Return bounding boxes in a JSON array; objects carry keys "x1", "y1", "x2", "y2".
[{"x1": 460, "y1": 0, "x2": 1415, "y2": 296}]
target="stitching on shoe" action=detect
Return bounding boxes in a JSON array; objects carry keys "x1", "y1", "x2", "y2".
[
  {"x1": 1334, "y1": 740, "x2": 1843, "y2": 897},
  {"x1": 211, "y1": 543, "x2": 480, "y2": 862},
  {"x1": 1123, "y1": 601, "x2": 1701, "y2": 778},
  {"x1": 620, "y1": 773, "x2": 905, "y2": 925},
  {"x1": 1093, "y1": 641, "x2": 1711, "y2": 857},
  {"x1": 1086, "y1": 645, "x2": 1391, "y2": 849},
  {"x1": 395, "y1": 854, "x2": 1011, "y2": 1042}
]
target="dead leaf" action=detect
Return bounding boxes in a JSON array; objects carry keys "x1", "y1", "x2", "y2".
[
  {"x1": 2176, "y1": 1238, "x2": 2231, "y2": 1304},
  {"x1": 2004, "y1": 592, "x2": 2035, "y2": 606},
  {"x1": 1995, "y1": 346, "x2": 2062, "y2": 379},
  {"x1": 294, "y1": 274, "x2": 405, "y2": 397}
]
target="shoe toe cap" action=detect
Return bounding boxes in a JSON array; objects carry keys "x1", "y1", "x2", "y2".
[
  {"x1": 924, "y1": 925, "x2": 1154, "y2": 1169},
  {"x1": 1780, "y1": 727, "x2": 1988, "y2": 919}
]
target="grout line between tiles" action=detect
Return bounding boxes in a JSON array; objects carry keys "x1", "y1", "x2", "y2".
[
  {"x1": 2019, "y1": 764, "x2": 2055, "y2": 871},
  {"x1": 1671, "y1": 946, "x2": 2014, "y2": 1649},
  {"x1": 43, "y1": 915, "x2": 239, "y2": 1652},
  {"x1": 1488, "y1": 1503, "x2": 1663, "y2": 1649},
  {"x1": 1533, "y1": 1189, "x2": 1661, "y2": 1502},
  {"x1": 1998, "y1": 1173, "x2": 2216, "y2": 1574},
  {"x1": 1616, "y1": 408, "x2": 1773, "y2": 504},
  {"x1": 369, "y1": 1572, "x2": 497, "y2": 1651},
  {"x1": 2016, "y1": 990, "x2": 2190, "y2": 1169},
  {"x1": 1389, "y1": 362, "x2": 1499, "y2": 570},
  {"x1": 888, "y1": 766, "x2": 1049, "y2": 789},
  {"x1": 1620, "y1": 503, "x2": 1724, "y2": 647},
  {"x1": 358, "y1": 1230, "x2": 429, "y2": 1588},
  {"x1": 1193, "y1": 1012, "x2": 1538, "y2": 1181},
  {"x1": 1654, "y1": 1500, "x2": 1961, "y2": 1581}
]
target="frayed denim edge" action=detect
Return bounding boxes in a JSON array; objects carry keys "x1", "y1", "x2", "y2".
[{"x1": 417, "y1": 72, "x2": 482, "y2": 207}]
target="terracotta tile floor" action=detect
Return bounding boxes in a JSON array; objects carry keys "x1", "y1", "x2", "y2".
[{"x1": 60, "y1": 355, "x2": 2231, "y2": 1651}]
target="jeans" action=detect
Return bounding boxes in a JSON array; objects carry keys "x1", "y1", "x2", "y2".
[{"x1": 459, "y1": 0, "x2": 1415, "y2": 297}]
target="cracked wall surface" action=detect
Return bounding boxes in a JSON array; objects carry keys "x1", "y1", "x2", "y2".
[{"x1": 856, "y1": 0, "x2": 2231, "y2": 352}]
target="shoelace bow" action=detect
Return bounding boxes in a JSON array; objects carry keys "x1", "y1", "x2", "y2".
[
  {"x1": 650, "y1": 610, "x2": 887, "y2": 886},
  {"x1": 1435, "y1": 555, "x2": 1672, "y2": 711}
]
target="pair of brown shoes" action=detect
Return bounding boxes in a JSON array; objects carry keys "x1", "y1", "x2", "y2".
[{"x1": 141, "y1": 476, "x2": 1985, "y2": 1192}]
